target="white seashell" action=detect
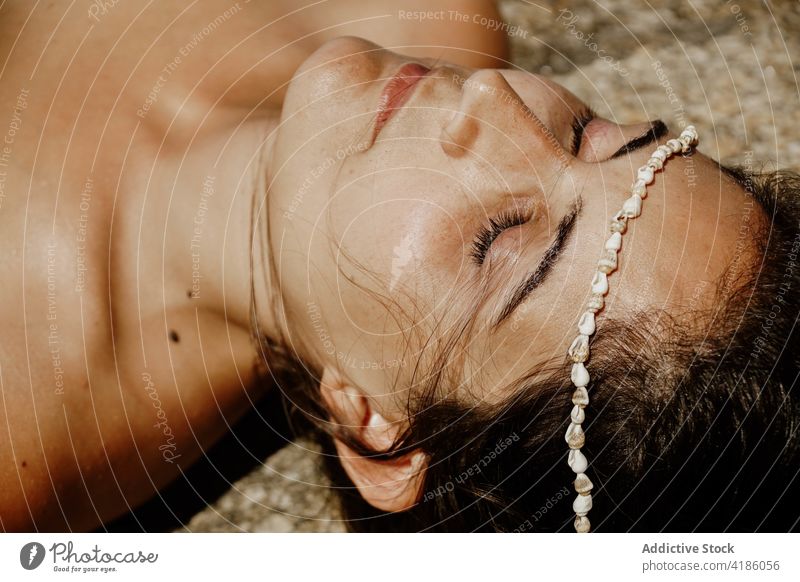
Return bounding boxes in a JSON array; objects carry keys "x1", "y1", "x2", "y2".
[
  {"x1": 657, "y1": 144, "x2": 673, "y2": 158},
  {"x1": 568, "y1": 334, "x2": 590, "y2": 363},
  {"x1": 647, "y1": 156, "x2": 663, "y2": 170},
  {"x1": 651, "y1": 149, "x2": 667, "y2": 162},
  {"x1": 568, "y1": 448, "x2": 588, "y2": 473},
  {"x1": 605, "y1": 231, "x2": 622, "y2": 251},
  {"x1": 591, "y1": 271, "x2": 608, "y2": 295},
  {"x1": 609, "y1": 217, "x2": 627, "y2": 234},
  {"x1": 631, "y1": 180, "x2": 647, "y2": 197},
  {"x1": 586, "y1": 293, "x2": 604, "y2": 312},
  {"x1": 574, "y1": 472, "x2": 593, "y2": 494},
  {"x1": 622, "y1": 194, "x2": 642, "y2": 218},
  {"x1": 574, "y1": 515, "x2": 591, "y2": 533},
  {"x1": 681, "y1": 126, "x2": 697, "y2": 144},
  {"x1": 572, "y1": 386, "x2": 589, "y2": 407},
  {"x1": 597, "y1": 249, "x2": 617, "y2": 274},
  {"x1": 637, "y1": 165, "x2": 654, "y2": 184},
  {"x1": 571, "y1": 362, "x2": 590, "y2": 387},
  {"x1": 578, "y1": 311, "x2": 596, "y2": 336},
  {"x1": 667, "y1": 138, "x2": 682, "y2": 152},
  {"x1": 570, "y1": 404, "x2": 585, "y2": 424},
  {"x1": 678, "y1": 134, "x2": 694, "y2": 153},
  {"x1": 565, "y1": 422, "x2": 585, "y2": 449},
  {"x1": 573, "y1": 492, "x2": 592, "y2": 516}
]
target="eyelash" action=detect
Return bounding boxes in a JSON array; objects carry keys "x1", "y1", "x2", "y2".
[
  {"x1": 470, "y1": 207, "x2": 530, "y2": 265},
  {"x1": 571, "y1": 107, "x2": 596, "y2": 156}
]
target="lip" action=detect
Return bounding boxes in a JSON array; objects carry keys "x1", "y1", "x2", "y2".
[{"x1": 372, "y1": 62, "x2": 432, "y2": 143}]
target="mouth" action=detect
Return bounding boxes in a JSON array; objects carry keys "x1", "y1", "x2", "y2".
[{"x1": 372, "y1": 62, "x2": 432, "y2": 143}]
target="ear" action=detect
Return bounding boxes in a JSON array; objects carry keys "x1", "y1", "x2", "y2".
[{"x1": 319, "y1": 366, "x2": 427, "y2": 512}]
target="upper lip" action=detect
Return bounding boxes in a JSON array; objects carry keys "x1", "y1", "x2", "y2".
[{"x1": 371, "y1": 62, "x2": 432, "y2": 143}]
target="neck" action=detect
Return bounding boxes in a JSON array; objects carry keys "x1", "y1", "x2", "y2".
[
  {"x1": 248, "y1": 117, "x2": 288, "y2": 351},
  {"x1": 182, "y1": 112, "x2": 286, "y2": 352}
]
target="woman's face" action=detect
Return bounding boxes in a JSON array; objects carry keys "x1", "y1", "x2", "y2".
[{"x1": 268, "y1": 37, "x2": 762, "y2": 414}]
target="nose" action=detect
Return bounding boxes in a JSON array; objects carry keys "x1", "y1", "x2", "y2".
[{"x1": 439, "y1": 70, "x2": 570, "y2": 176}]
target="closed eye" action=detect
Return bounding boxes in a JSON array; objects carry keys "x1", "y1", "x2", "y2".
[{"x1": 470, "y1": 207, "x2": 530, "y2": 266}]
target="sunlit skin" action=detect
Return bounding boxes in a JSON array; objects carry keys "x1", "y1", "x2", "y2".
[
  {"x1": 0, "y1": 0, "x2": 762, "y2": 529},
  {"x1": 0, "y1": 0, "x2": 509, "y2": 532},
  {"x1": 273, "y1": 37, "x2": 764, "y2": 414},
  {"x1": 266, "y1": 36, "x2": 765, "y2": 510}
]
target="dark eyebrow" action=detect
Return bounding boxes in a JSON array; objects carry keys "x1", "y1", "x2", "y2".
[
  {"x1": 491, "y1": 200, "x2": 582, "y2": 331},
  {"x1": 608, "y1": 120, "x2": 669, "y2": 160}
]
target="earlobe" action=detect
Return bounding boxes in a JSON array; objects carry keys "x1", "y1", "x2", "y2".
[
  {"x1": 319, "y1": 366, "x2": 427, "y2": 512},
  {"x1": 331, "y1": 436, "x2": 427, "y2": 512}
]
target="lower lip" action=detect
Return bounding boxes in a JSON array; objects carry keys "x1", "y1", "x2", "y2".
[{"x1": 372, "y1": 63, "x2": 431, "y2": 141}]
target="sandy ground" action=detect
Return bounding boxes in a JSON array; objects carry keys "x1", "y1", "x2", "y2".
[{"x1": 166, "y1": 0, "x2": 800, "y2": 532}]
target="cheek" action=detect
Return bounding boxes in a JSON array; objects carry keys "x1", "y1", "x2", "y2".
[
  {"x1": 337, "y1": 198, "x2": 467, "y2": 294},
  {"x1": 329, "y1": 192, "x2": 476, "y2": 345}
]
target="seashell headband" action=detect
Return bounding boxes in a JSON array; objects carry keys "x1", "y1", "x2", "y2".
[{"x1": 565, "y1": 124, "x2": 700, "y2": 533}]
